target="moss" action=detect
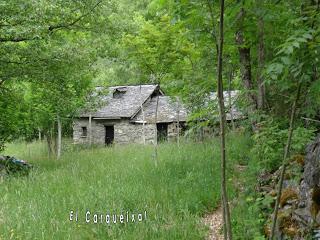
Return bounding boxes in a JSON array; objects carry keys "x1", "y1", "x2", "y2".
[
  {"x1": 278, "y1": 211, "x2": 300, "y2": 238},
  {"x1": 263, "y1": 223, "x2": 271, "y2": 238},
  {"x1": 292, "y1": 154, "x2": 305, "y2": 166},
  {"x1": 280, "y1": 188, "x2": 299, "y2": 207}
]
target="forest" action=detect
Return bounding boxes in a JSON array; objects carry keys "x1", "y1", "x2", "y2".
[{"x1": 0, "y1": 0, "x2": 320, "y2": 239}]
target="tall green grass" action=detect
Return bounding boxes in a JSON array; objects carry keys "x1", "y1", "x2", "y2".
[{"x1": 0, "y1": 135, "x2": 249, "y2": 239}]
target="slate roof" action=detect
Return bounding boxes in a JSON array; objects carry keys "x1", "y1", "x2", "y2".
[
  {"x1": 80, "y1": 84, "x2": 241, "y2": 122},
  {"x1": 81, "y1": 84, "x2": 161, "y2": 119},
  {"x1": 132, "y1": 96, "x2": 188, "y2": 123},
  {"x1": 209, "y1": 90, "x2": 243, "y2": 120}
]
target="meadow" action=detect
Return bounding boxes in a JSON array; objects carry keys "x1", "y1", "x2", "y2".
[{"x1": 0, "y1": 135, "x2": 251, "y2": 240}]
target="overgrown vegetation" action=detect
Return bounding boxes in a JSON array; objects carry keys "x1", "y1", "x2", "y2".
[
  {"x1": 252, "y1": 117, "x2": 315, "y2": 171},
  {"x1": 0, "y1": 136, "x2": 251, "y2": 239}
]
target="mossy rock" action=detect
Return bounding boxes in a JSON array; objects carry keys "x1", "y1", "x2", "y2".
[
  {"x1": 278, "y1": 210, "x2": 301, "y2": 239},
  {"x1": 280, "y1": 188, "x2": 299, "y2": 208}
]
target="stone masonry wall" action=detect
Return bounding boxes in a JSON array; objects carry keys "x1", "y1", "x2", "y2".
[
  {"x1": 168, "y1": 122, "x2": 180, "y2": 142},
  {"x1": 114, "y1": 121, "x2": 156, "y2": 144},
  {"x1": 73, "y1": 118, "x2": 158, "y2": 145}
]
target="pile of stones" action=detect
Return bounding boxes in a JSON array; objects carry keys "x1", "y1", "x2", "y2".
[{"x1": 257, "y1": 135, "x2": 320, "y2": 239}]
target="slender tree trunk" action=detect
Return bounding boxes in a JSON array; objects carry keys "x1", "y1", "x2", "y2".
[
  {"x1": 153, "y1": 95, "x2": 160, "y2": 166},
  {"x1": 222, "y1": 202, "x2": 227, "y2": 239},
  {"x1": 141, "y1": 105, "x2": 146, "y2": 145},
  {"x1": 140, "y1": 85, "x2": 146, "y2": 145},
  {"x1": 217, "y1": 0, "x2": 232, "y2": 239},
  {"x1": 57, "y1": 115, "x2": 62, "y2": 159},
  {"x1": 257, "y1": 1, "x2": 266, "y2": 110},
  {"x1": 38, "y1": 127, "x2": 41, "y2": 141},
  {"x1": 46, "y1": 133, "x2": 52, "y2": 158},
  {"x1": 228, "y1": 68, "x2": 235, "y2": 131},
  {"x1": 270, "y1": 83, "x2": 302, "y2": 239},
  {"x1": 176, "y1": 96, "x2": 180, "y2": 147},
  {"x1": 235, "y1": 6, "x2": 257, "y2": 109},
  {"x1": 46, "y1": 125, "x2": 54, "y2": 158},
  {"x1": 89, "y1": 114, "x2": 92, "y2": 145}
]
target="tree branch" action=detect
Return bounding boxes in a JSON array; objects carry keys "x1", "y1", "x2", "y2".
[
  {"x1": 270, "y1": 83, "x2": 302, "y2": 239},
  {"x1": 0, "y1": 36, "x2": 38, "y2": 43},
  {"x1": 48, "y1": 0, "x2": 103, "y2": 32},
  {"x1": 0, "y1": 1, "x2": 103, "y2": 43}
]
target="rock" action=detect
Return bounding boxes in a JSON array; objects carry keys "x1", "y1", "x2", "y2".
[
  {"x1": 278, "y1": 209, "x2": 302, "y2": 239},
  {"x1": 303, "y1": 135, "x2": 320, "y2": 188},
  {"x1": 299, "y1": 180, "x2": 310, "y2": 206},
  {"x1": 282, "y1": 179, "x2": 299, "y2": 189},
  {"x1": 263, "y1": 134, "x2": 320, "y2": 239},
  {"x1": 298, "y1": 135, "x2": 320, "y2": 227},
  {"x1": 316, "y1": 212, "x2": 320, "y2": 226},
  {"x1": 259, "y1": 185, "x2": 273, "y2": 193},
  {"x1": 314, "y1": 229, "x2": 320, "y2": 239},
  {"x1": 258, "y1": 170, "x2": 273, "y2": 185},
  {"x1": 294, "y1": 208, "x2": 312, "y2": 225}
]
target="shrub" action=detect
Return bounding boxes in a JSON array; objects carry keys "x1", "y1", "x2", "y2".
[{"x1": 252, "y1": 117, "x2": 315, "y2": 171}]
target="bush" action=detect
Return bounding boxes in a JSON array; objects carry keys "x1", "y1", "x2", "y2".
[{"x1": 252, "y1": 117, "x2": 315, "y2": 171}]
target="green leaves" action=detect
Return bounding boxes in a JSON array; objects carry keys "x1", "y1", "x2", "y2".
[
  {"x1": 252, "y1": 117, "x2": 315, "y2": 171},
  {"x1": 0, "y1": 0, "x2": 107, "y2": 145},
  {"x1": 276, "y1": 29, "x2": 314, "y2": 55}
]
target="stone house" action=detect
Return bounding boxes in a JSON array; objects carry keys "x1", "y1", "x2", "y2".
[{"x1": 73, "y1": 84, "x2": 187, "y2": 145}]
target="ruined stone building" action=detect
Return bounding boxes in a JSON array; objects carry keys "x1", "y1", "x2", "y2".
[{"x1": 73, "y1": 84, "x2": 187, "y2": 145}]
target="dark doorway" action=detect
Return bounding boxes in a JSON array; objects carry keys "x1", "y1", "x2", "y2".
[
  {"x1": 105, "y1": 126, "x2": 114, "y2": 145},
  {"x1": 157, "y1": 123, "x2": 168, "y2": 142}
]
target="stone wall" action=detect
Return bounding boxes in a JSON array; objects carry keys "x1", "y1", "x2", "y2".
[
  {"x1": 115, "y1": 121, "x2": 156, "y2": 144},
  {"x1": 73, "y1": 118, "x2": 158, "y2": 145},
  {"x1": 73, "y1": 118, "x2": 118, "y2": 144},
  {"x1": 167, "y1": 122, "x2": 183, "y2": 142}
]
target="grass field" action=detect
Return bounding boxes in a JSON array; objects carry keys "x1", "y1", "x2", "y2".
[{"x1": 0, "y1": 135, "x2": 250, "y2": 240}]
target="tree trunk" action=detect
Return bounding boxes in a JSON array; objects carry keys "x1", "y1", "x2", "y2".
[
  {"x1": 270, "y1": 83, "x2": 302, "y2": 239},
  {"x1": 89, "y1": 114, "x2": 92, "y2": 145},
  {"x1": 46, "y1": 129, "x2": 53, "y2": 158},
  {"x1": 176, "y1": 96, "x2": 180, "y2": 147},
  {"x1": 141, "y1": 105, "x2": 146, "y2": 145},
  {"x1": 153, "y1": 95, "x2": 160, "y2": 166},
  {"x1": 257, "y1": 1, "x2": 266, "y2": 110},
  {"x1": 140, "y1": 85, "x2": 146, "y2": 145},
  {"x1": 235, "y1": 7, "x2": 257, "y2": 109},
  {"x1": 228, "y1": 68, "x2": 235, "y2": 131},
  {"x1": 57, "y1": 115, "x2": 62, "y2": 159},
  {"x1": 46, "y1": 134, "x2": 52, "y2": 158},
  {"x1": 38, "y1": 127, "x2": 42, "y2": 141},
  {"x1": 217, "y1": 0, "x2": 233, "y2": 239}
]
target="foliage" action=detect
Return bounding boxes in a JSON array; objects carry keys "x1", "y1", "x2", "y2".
[
  {"x1": 264, "y1": 2, "x2": 320, "y2": 118},
  {"x1": 0, "y1": 0, "x2": 112, "y2": 148},
  {"x1": 0, "y1": 84, "x2": 26, "y2": 151},
  {"x1": 252, "y1": 117, "x2": 315, "y2": 171}
]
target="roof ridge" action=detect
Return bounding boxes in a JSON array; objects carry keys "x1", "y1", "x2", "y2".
[{"x1": 130, "y1": 85, "x2": 161, "y2": 119}]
